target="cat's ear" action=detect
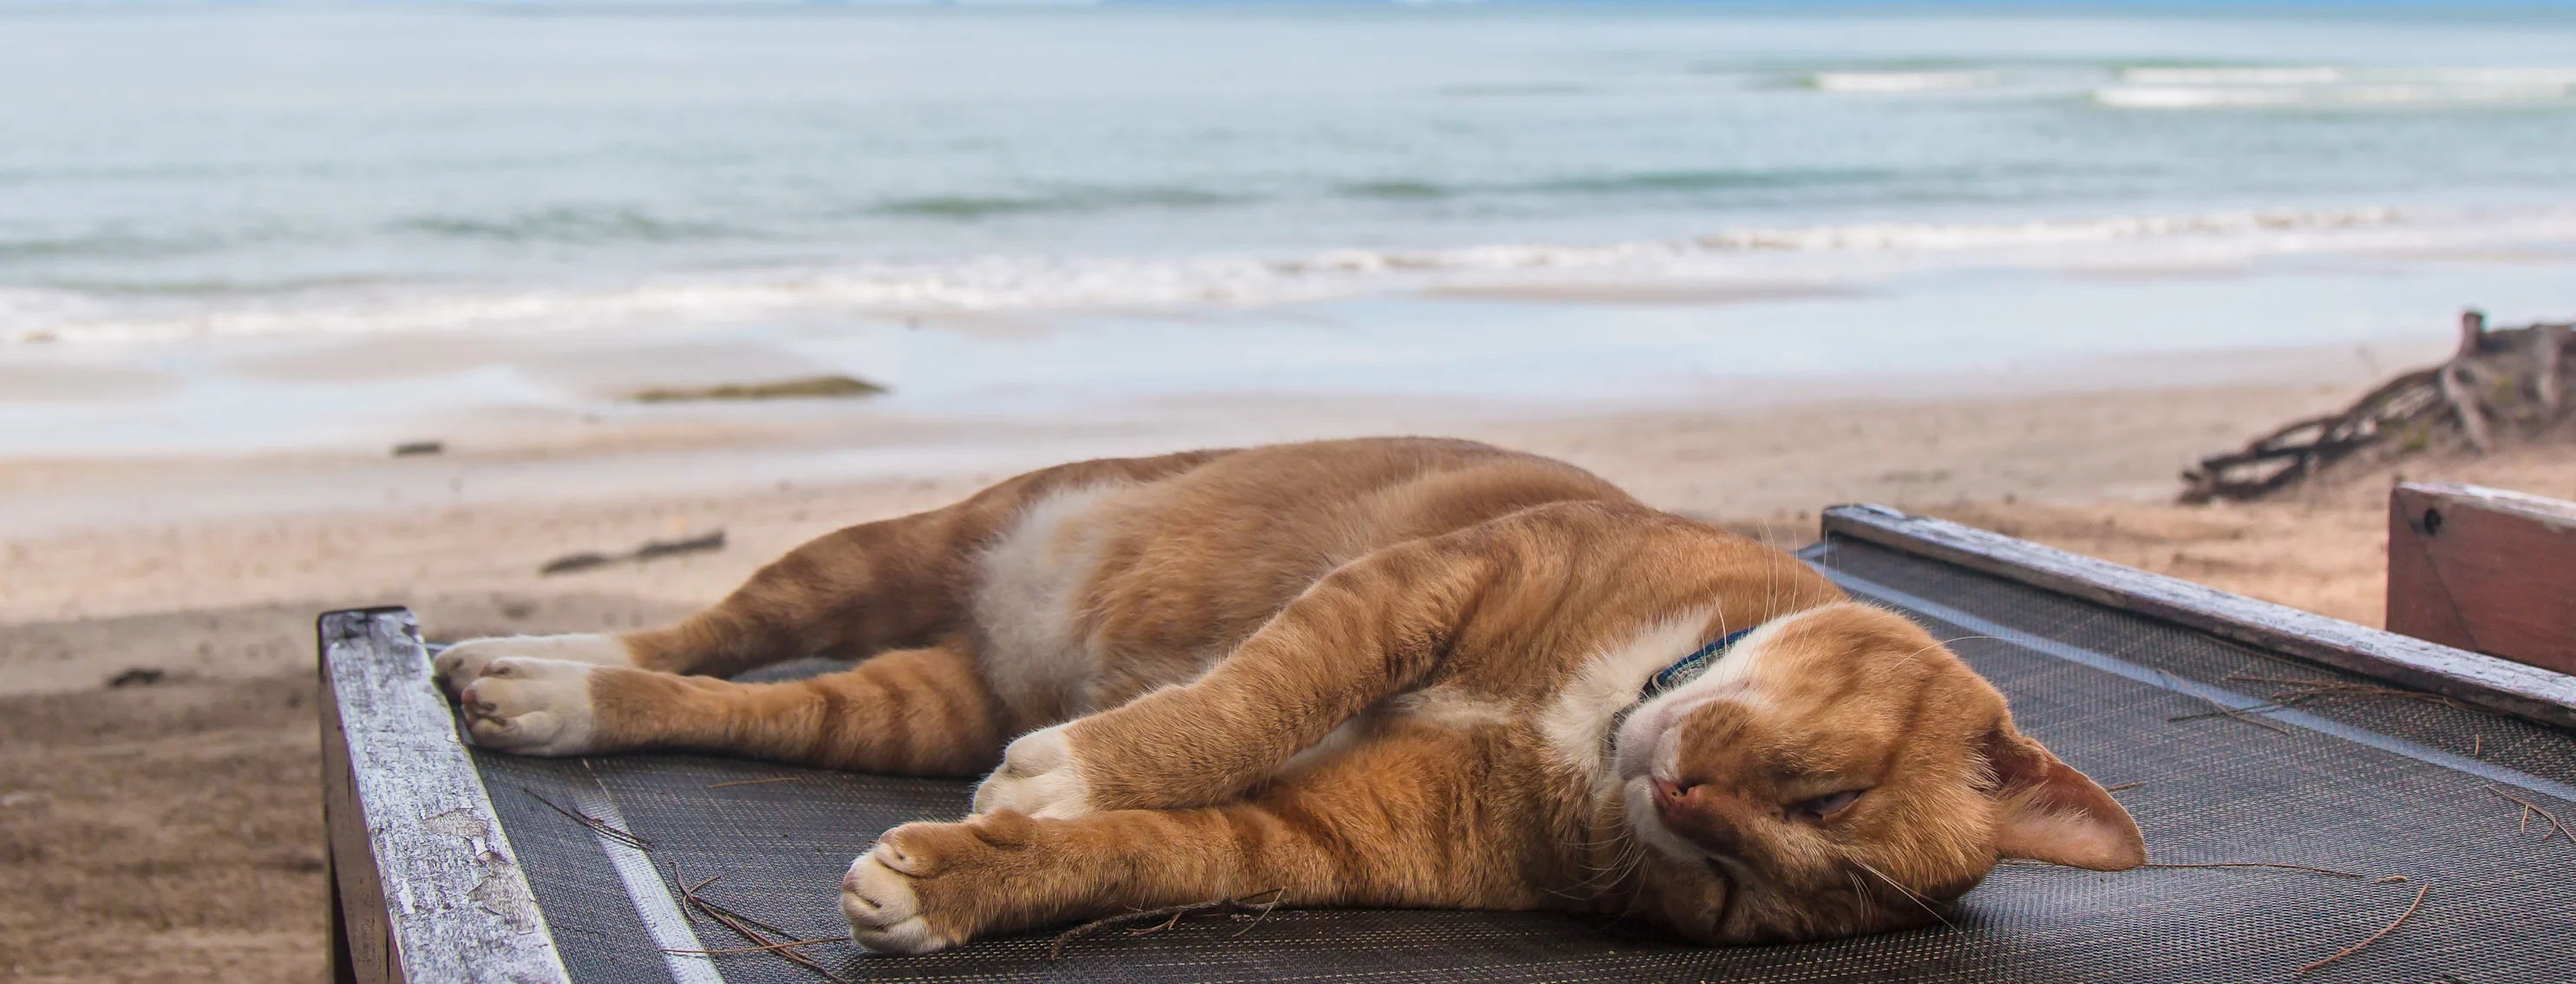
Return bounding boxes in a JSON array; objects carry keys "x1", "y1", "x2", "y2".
[{"x1": 1980, "y1": 724, "x2": 2148, "y2": 871}]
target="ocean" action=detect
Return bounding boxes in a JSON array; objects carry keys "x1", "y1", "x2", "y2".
[{"x1": 3, "y1": 3, "x2": 2574, "y2": 452}]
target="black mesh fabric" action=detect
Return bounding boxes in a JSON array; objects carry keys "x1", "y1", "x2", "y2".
[{"x1": 463, "y1": 541, "x2": 2576, "y2": 983}]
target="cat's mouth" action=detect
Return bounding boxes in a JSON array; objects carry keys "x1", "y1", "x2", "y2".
[
  {"x1": 1610, "y1": 686, "x2": 1740, "y2": 866},
  {"x1": 1618, "y1": 771, "x2": 1767, "y2": 941}
]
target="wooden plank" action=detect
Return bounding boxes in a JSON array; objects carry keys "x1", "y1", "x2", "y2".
[
  {"x1": 2388, "y1": 483, "x2": 2576, "y2": 675},
  {"x1": 319, "y1": 607, "x2": 571, "y2": 984},
  {"x1": 330, "y1": 851, "x2": 360, "y2": 984},
  {"x1": 1820, "y1": 504, "x2": 2576, "y2": 732},
  {"x1": 324, "y1": 642, "x2": 402, "y2": 984}
]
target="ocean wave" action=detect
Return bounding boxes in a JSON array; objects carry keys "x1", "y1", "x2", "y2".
[
  {"x1": 2101, "y1": 66, "x2": 2576, "y2": 108},
  {"x1": 1334, "y1": 168, "x2": 1895, "y2": 202},
  {"x1": 1809, "y1": 70, "x2": 2001, "y2": 94},
  {"x1": 870, "y1": 186, "x2": 1245, "y2": 219},
  {"x1": 2120, "y1": 67, "x2": 2346, "y2": 87},
  {"x1": 1536, "y1": 168, "x2": 1898, "y2": 195},
  {"x1": 394, "y1": 206, "x2": 742, "y2": 244},
  {"x1": 0, "y1": 228, "x2": 246, "y2": 262},
  {"x1": 1436, "y1": 82, "x2": 1592, "y2": 97},
  {"x1": 1338, "y1": 180, "x2": 1450, "y2": 200},
  {"x1": 11, "y1": 205, "x2": 2552, "y2": 345}
]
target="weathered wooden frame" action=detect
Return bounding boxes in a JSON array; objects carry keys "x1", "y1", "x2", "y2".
[
  {"x1": 2387, "y1": 482, "x2": 2576, "y2": 675},
  {"x1": 321, "y1": 509, "x2": 2576, "y2": 979},
  {"x1": 1822, "y1": 503, "x2": 2576, "y2": 731},
  {"x1": 320, "y1": 607, "x2": 571, "y2": 984}
]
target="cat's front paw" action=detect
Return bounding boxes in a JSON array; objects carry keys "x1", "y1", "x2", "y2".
[
  {"x1": 434, "y1": 633, "x2": 631, "y2": 698},
  {"x1": 972, "y1": 724, "x2": 1093, "y2": 818},
  {"x1": 841, "y1": 826, "x2": 964, "y2": 954},
  {"x1": 457, "y1": 658, "x2": 603, "y2": 756}
]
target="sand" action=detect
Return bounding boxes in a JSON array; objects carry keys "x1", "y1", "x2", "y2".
[{"x1": 5, "y1": 377, "x2": 2571, "y2": 982}]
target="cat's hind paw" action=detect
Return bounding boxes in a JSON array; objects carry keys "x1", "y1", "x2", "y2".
[
  {"x1": 971, "y1": 724, "x2": 1094, "y2": 818},
  {"x1": 456, "y1": 658, "x2": 602, "y2": 756},
  {"x1": 434, "y1": 633, "x2": 631, "y2": 697},
  {"x1": 842, "y1": 832, "x2": 959, "y2": 954}
]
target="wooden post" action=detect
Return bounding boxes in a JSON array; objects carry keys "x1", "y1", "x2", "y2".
[
  {"x1": 2388, "y1": 483, "x2": 2576, "y2": 675},
  {"x1": 2440, "y1": 309, "x2": 2494, "y2": 454},
  {"x1": 318, "y1": 608, "x2": 569, "y2": 984},
  {"x1": 2439, "y1": 363, "x2": 2494, "y2": 454},
  {"x1": 2534, "y1": 324, "x2": 2566, "y2": 416}
]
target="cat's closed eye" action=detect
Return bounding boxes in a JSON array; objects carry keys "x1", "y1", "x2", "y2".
[{"x1": 1791, "y1": 788, "x2": 1866, "y2": 821}]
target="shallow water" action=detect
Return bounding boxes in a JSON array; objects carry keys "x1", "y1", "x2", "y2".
[{"x1": 1, "y1": 4, "x2": 2572, "y2": 453}]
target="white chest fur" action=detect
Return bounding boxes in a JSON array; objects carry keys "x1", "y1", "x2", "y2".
[
  {"x1": 1537, "y1": 611, "x2": 1716, "y2": 790},
  {"x1": 970, "y1": 483, "x2": 1128, "y2": 723}
]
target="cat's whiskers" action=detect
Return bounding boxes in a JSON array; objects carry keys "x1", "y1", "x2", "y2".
[
  {"x1": 1761, "y1": 554, "x2": 1782, "y2": 627},
  {"x1": 1843, "y1": 869, "x2": 1884, "y2": 928},
  {"x1": 1564, "y1": 830, "x2": 1645, "y2": 891},
  {"x1": 1852, "y1": 859, "x2": 1953, "y2": 930}
]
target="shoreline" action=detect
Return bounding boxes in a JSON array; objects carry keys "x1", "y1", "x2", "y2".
[{"x1": 0, "y1": 333, "x2": 2448, "y2": 535}]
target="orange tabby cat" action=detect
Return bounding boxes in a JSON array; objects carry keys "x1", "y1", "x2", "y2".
[{"x1": 435, "y1": 437, "x2": 2145, "y2": 952}]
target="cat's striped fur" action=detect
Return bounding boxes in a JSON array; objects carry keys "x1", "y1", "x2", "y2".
[{"x1": 437, "y1": 437, "x2": 2144, "y2": 952}]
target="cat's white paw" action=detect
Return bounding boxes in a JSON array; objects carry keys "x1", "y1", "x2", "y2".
[
  {"x1": 457, "y1": 658, "x2": 601, "y2": 756},
  {"x1": 841, "y1": 838, "x2": 956, "y2": 954},
  {"x1": 972, "y1": 725, "x2": 1093, "y2": 818},
  {"x1": 435, "y1": 633, "x2": 631, "y2": 698}
]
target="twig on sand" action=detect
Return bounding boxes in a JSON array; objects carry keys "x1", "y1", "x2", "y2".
[
  {"x1": 2485, "y1": 785, "x2": 2576, "y2": 845},
  {"x1": 2298, "y1": 881, "x2": 2431, "y2": 976},
  {"x1": 521, "y1": 787, "x2": 652, "y2": 851},
  {"x1": 705, "y1": 776, "x2": 802, "y2": 789},
  {"x1": 541, "y1": 530, "x2": 727, "y2": 576},
  {"x1": 670, "y1": 863, "x2": 852, "y2": 984},
  {"x1": 635, "y1": 530, "x2": 728, "y2": 561},
  {"x1": 1046, "y1": 889, "x2": 1288, "y2": 961}
]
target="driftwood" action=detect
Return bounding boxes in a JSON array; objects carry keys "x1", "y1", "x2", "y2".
[
  {"x1": 539, "y1": 530, "x2": 727, "y2": 576},
  {"x1": 2181, "y1": 311, "x2": 2575, "y2": 503}
]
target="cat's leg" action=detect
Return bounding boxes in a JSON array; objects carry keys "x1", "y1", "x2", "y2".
[
  {"x1": 974, "y1": 530, "x2": 1513, "y2": 817},
  {"x1": 846, "y1": 733, "x2": 1527, "y2": 953},
  {"x1": 454, "y1": 641, "x2": 1006, "y2": 774},
  {"x1": 434, "y1": 511, "x2": 988, "y2": 693},
  {"x1": 437, "y1": 449, "x2": 1227, "y2": 695}
]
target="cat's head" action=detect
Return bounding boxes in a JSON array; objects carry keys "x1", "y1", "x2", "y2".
[{"x1": 1609, "y1": 600, "x2": 2144, "y2": 943}]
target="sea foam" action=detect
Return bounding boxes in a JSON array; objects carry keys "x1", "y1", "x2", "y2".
[
  {"x1": 15, "y1": 205, "x2": 2540, "y2": 347},
  {"x1": 2100, "y1": 66, "x2": 2576, "y2": 108},
  {"x1": 1809, "y1": 70, "x2": 2002, "y2": 93}
]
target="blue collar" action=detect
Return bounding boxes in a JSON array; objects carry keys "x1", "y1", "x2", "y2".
[{"x1": 1643, "y1": 628, "x2": 1755, "y2": 699}]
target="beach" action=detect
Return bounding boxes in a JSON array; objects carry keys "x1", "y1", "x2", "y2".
[
  {"x1": 6, "y1": 3, "x2": 2576, "y2": 979},
  {"x1": 9, "y1": 371, "x2": 2576, "y2": 981}
]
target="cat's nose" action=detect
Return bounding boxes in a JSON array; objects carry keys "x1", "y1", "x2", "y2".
[
  {"x1": 1652, "y1": 777, "x2": 1710, "y2": 823},
  {"x1": 1653, "y1": 777, "x2": 1747, "y2": 852}
]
